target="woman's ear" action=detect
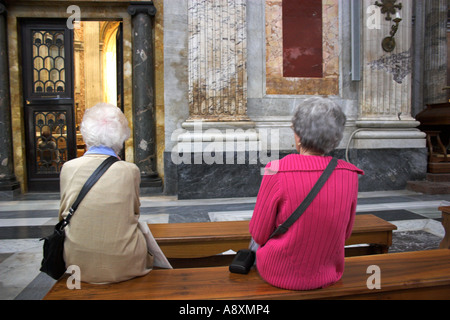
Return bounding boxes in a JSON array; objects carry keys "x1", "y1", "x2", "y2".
[{"x1": 294, "y1": 133, "x2": 301, "y2": 153}]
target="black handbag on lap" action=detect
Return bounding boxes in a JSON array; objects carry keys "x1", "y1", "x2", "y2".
[
  {"x1": 229, "y1": 158, "x2": 338, "y2": 274},
  {"x1": 40, "y1": 156, "x2": 119, "y2": 280}
]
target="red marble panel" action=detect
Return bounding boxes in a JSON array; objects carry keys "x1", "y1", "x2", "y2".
[{"x1": 282, "y1": 0, "x2": 323, "y2": 78}]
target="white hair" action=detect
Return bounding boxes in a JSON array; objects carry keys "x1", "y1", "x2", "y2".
[
  {"x1": 80, "y1": 103, "x2": 130, "y2": 154},
  {"x1": 292, "y1": 97, "x2": 346, "y2": 154}
]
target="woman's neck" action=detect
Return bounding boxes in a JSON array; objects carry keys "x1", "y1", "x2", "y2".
[{"x1": 300, "y1": 148, "x2": 324, "y2": 157}]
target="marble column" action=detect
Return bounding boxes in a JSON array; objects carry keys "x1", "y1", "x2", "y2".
[
  {"x1": 179, "y1": 0, "x2": 256, "y2": 150},
  {"x1": 0, "y1": 3, "x2": 20, "y2": 200},
  {"x1": 355, "y1": 0, "x2": 426, "y2": 149},
  {"x1": 187, "y1": 0, "x2": 249, "y2": 122},
  {"x1": 127, "y1": 2, "x2": 162, "y2": 192}
]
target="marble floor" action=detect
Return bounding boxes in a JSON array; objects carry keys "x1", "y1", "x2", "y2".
[{"x1": 0, "y1": 189, "x2": 449, "y2": 300}]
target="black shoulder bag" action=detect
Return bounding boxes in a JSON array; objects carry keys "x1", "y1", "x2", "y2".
[
  {"x1": 229, "y1": 158, "x2": 338, "y2": 274},
  {"x1": 40, "y1": 156, "x2": 119, "y2": 280}
]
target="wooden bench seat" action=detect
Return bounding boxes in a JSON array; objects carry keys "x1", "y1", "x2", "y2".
[
  {"x1": 44, "y1": 249, "x2": 450, "y2": 300},
  {"x1": 150, "y1": 214, "x2": 397, "y2": 265}
]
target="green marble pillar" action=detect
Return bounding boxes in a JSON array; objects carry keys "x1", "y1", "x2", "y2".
[
  {"x1": 128, "y1": 2, "x2": 162, "y2": 193},
  {"x1": 0, "y1": 3, "x2": 20, "y2": 199}
]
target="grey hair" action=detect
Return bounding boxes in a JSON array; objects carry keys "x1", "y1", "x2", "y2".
[
  {"x1": 292, "y1": 97, "x2": 346, "y2": 154},
  {"x1": 80, "y1": 103, "x2": 130, "y2": 154}
]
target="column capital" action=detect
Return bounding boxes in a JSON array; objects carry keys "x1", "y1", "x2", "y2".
[{"x1": 127, "y1": 1, "x2": 157, "y2": 17}]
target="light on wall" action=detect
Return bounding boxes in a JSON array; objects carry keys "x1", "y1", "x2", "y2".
[{"x1": 375, "y1": 0, "x2": 403, "y2": 53}]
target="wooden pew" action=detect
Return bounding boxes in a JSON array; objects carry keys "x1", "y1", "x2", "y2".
[
  {"x1": 44, "y1": 249, "x2": 450, "y2": 300},
  {"x1": 149, "y1": 214, "x2": 397, "y2": 267}
]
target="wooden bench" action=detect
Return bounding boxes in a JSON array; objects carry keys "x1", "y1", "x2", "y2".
[
  {"x1": 149, "y1": 214, "x2": 397, "y2": 267},
  {"x1": 44, "y1": 249, "x2": 450, "y2": 300}
]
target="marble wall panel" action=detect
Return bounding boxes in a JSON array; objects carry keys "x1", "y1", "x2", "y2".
[
  {"x1": 282, "y1": 0, "x2": 323, "y2": 78},
  {"x1": 265, "y1": 0, "x2": 339, "y2": 96}
]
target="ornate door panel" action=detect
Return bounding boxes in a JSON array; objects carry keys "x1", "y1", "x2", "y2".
[{"x1": 21, "y1": 20, "x2": 76, "y2": 191}]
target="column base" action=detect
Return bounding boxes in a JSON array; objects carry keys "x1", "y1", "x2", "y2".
[
  {"x1": 176, "y1": 120, "x2": 259, "y2": 155},
  {"x1": 140, "y1": 173, "x2": 163, "y2": 195},
  {"x1": 352, "y1": 120, "x2": 427, "y2": 149},
  {"x1": 169, "y1": 120, "x2": 286, "y2": 199},
  {"x1": 0, "y1": 177, "x2": 21, "y2": 201},
  {"x1": 351, "y1": 129, "x2": 427, "y2": 149},
  {"x1": 356, "y1": 119, "x2": 421, "y2": 128},
  {"x1": 182, "y1": 120, "x2": 256, "y2": 131}
]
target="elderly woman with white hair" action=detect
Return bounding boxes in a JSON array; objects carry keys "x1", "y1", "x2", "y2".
[
  {"x1": 58, "y1": 103, "x2": 153, "y2": 283},
  {"x1": 249, "y1": 97, "x2": 364, "y2": 291}
]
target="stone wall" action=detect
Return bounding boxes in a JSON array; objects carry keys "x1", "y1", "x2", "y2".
[{"x1": 163, "y1": 0, "x2": 429, "y2": 199}]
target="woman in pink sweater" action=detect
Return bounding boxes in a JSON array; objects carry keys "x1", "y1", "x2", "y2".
[{"x1": 249, "y1": 97, "x2": 364, "y2": 291}]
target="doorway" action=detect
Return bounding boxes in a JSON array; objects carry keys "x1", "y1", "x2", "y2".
[
  {"x1": 21, "y1": 19, "x2": 123, "y2": 191},
  {"x1": 73, "y1": 20, "x2": 123, "y2": 158}
]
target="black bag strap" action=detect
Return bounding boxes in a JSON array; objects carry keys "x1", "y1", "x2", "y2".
[
  {"x1": 267, "y1": 157, "x2": 338, "y2": 241},
  {"x1": 59, "y1": 156, "x2": 119, "y2": 230}
]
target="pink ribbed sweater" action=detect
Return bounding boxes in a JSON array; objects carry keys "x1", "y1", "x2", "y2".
[{"x1": 249, "y1": 154, "x2": 364, "y2": 291}]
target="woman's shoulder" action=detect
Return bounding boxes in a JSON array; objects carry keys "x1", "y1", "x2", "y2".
[
  {"x1": 114, "y1": 159, "x2": 139, "y2": 169},
  {"x1": 335, "y1": 159, "x2": 364, "y2": 175},
  {"x1": 103, "y1": 158, "x2": 140, "y2": 176},
  {"x1": 265, "y1": 154, "x2": 364, "y2": 175},
  {"x1": 60, "y1": 156, "x2": 86, "y2": 172},
  {"x1": 61, "y1": 156, "x2": 139, "y2": 173}
]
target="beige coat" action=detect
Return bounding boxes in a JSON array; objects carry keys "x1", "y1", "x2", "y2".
[{"x1": 59, "y1": 154, "x2": 152, "y2": 283}]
